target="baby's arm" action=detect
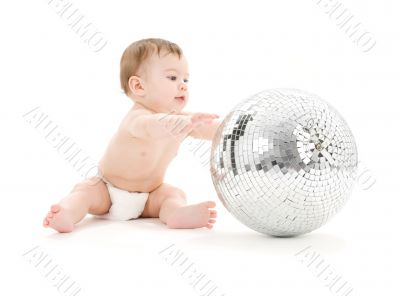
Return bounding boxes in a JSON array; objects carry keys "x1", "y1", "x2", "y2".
[
  {"x1": 126, "y1": 112, "x2": 220, "y2": 140},
  {"x1": 126, "y1": 113, "x2": 192, "y2": 139}
]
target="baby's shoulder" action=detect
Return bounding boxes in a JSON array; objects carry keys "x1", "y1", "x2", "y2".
[
  {"x1": 123, "y1": 107, "x2": 152, "y2": 122},
  {"x1": 118, "y1": 108, "x2": 153, "y2": 136}
]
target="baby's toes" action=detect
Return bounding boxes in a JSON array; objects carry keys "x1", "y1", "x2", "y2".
[
  {"x1": 209, "y1": 210, "x2": 217, "y2": 218},
  {"x1": 206, "y1": 223, "x2": 214, "y2": 229},
  {"x1": 43, "y1": 211, "x2": 54, "y2": 226},
  {"x1": 43, "y1": 211, "x2": 55, "y2": 226},
  {"x1": 208, "y1": 218, "x2": 216, "y2": 224},
  {"x1": 205, "y1": 201, "x2": 216, "y2": 209},
  {"x1": 51, "y1": 204, "x2": 61, "y2": 213}
]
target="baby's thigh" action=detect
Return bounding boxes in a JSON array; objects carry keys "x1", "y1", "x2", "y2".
[
  {"x1": 140, "y1": 183, "x2": 186, "y2": 218},
  {"x1": 71, "y1": 177, "x2": 111, "y2": 215}
]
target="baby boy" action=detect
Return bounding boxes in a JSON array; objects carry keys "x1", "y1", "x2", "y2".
[{"x1": 43, "y1": 38, "x2": 221, "y2": 233}]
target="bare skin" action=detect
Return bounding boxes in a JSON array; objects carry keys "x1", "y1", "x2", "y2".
[{"x1": 43, "y1": 49, "x2": 221, "y2": 233}]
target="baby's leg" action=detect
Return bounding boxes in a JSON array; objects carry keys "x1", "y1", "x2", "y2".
[
  {"x1": 141, "y1": 183, "x2": 217, "y2": 229},
  {"x1": 43, "y1": 177, "x2": 111, "y2": 233}
]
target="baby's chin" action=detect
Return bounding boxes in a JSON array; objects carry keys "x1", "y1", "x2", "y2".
[{"x1": 165, "y1": 102, "x2": 186, "y2": 113}]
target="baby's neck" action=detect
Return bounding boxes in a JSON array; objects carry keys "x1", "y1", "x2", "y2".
[{"x1": 132, "y1": 102, "x2": 155, "y2": 113}]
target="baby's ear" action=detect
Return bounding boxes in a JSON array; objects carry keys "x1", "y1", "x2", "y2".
[{"x1": 128, "y1": 76, "x2": 145, "y2": 97}]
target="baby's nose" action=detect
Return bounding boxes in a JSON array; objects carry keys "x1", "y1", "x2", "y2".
[{"x1": 179, "y1": 83, "x2": 187, "y2": 91}]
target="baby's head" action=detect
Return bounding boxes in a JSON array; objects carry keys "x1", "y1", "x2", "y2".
[{"x1": 120, "y1": 38, "x2": 189, "y2": 113}]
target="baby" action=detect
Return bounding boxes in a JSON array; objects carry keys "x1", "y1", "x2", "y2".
[{"x1": 43, "y1": 38, "x2": 221, "y2": 233}]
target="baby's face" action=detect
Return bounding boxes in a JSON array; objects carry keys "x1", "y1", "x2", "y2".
[{"x1": 140, "y1": 51, "x2": 189, "y2": 114}]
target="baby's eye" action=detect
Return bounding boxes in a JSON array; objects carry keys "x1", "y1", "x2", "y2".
[
  {"x1": 184, "y1": 79, "x2": 189, "y2": 83},
  {"x1": 168, "y1": 76, "x2": 177, "y2": 81}
]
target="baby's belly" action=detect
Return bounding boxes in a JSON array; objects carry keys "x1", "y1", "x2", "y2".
[
  {"x1": 98, "y1": 156, "x2": 170, "y2": 192},
  {"x1": 103, "y1": 174, "x2": 164, "y2": 193},
  {"x1": 98, "y1": 133, "x2": 180, "y2": 192}
]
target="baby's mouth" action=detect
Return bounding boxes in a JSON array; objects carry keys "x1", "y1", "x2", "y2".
[{"x1": 175, "y1": 96, "x2": 186, "y2": 102}]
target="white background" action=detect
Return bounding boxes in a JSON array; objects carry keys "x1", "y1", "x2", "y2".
[{"x1": 1, "y1": 0, "x2": 399, "y2": 295}]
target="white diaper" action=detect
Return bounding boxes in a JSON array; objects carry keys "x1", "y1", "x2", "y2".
[{"x1": 97, "y1": 180, "x2": 149, "y2": 221}]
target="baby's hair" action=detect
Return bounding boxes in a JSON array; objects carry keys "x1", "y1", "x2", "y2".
[{"x1": 120, "y1": 38, "x2": 183, "y2": 96}]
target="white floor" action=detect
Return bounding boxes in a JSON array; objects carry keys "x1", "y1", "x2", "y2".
[{"x1": 3, "y1": 178, "x2": 398, "y2": 296}]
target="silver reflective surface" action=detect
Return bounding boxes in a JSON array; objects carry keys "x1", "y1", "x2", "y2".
[{"x1": 210, "y1": 89, "x2": 358, "y2": 236}]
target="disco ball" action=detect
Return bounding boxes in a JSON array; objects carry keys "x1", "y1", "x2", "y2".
[{"x1": 210, "y1": 88, "x2": 358, "y2": 237}]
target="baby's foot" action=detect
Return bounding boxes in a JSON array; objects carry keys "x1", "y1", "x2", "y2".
[
  {"x1": 43, "y1": 204, "x2": 74, "y2": 233},
  {"x1": 167, "y1": 201, "x2": 217, "y2": 229}
]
